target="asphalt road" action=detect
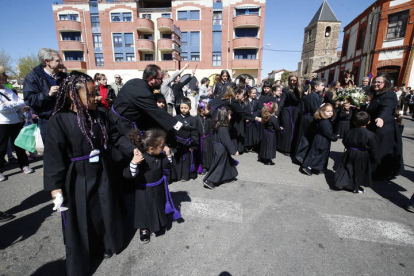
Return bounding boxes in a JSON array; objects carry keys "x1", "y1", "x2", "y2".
[{"x1": 1, "y1": 116, "x2": 413, "y2": 276}]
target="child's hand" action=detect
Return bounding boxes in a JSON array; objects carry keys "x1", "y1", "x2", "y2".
[
  {"x1": 280, "y1": 127, "x2": 284, "y2": 130},
  {"x1": 234, "y1": 151, "x2": 239, "y2": 156},
  {"x1": 163, "y1": 145, "x2": 171, "y2": 156},
  {"x1": 132, "y1": 148, "x2": 144, "y2": 164},
  {"x1": 189, "y1": 147, "x2": 194, "y2": 151}
]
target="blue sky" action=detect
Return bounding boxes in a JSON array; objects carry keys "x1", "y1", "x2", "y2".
[{"x1": 1, "y1": 0, "x2": 375, "y2": 77}]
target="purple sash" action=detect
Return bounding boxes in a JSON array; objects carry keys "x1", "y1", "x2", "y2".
[
  {"x1": 349, "y1": 147, "x2": 368, "y2": 151},
  {"x1": 111, "y1": 105, "x2": 137, "y2": 130},
  {"x1": 176, "y1": 136, "x2": 196, "y2": 172},
  {"x1": 137, "y1": 175, "x2": 181, "y2": 220}
]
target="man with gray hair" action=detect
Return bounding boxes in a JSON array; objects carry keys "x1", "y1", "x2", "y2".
[
  {"x1": 360, "y1": 77, "x2": 371, "y2": 95},
  {"x1": 23, "y1": 48, "x2": 67, "y2": 138},
  {"x1": 160, "y1": 62, "x2": 189, "y2": 115},
  {"x1": 110, "y1": 74, "x2": 123, "y2": 96}
]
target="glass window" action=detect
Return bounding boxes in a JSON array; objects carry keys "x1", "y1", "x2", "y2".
[
  {"x1": 143, "y1": 34, "x2": 153, "y2": 40},
  {"x1": 111, "y1": 13, "x2": 121, "y2": 21},
  {"x1": 235, "y1": 8, "x2": 259, "y2": 16},
  {"x1": 356, "y1": 28, "x2": 365, "y2": 50},
  {"x1": 95, "y1": 53, "x2": 104, "y2": 67},
  {"x1": 162, "y1": 13, "x2": 171, "y2": 18},
  {"x1": 386, "y1": 10, "x2": 409, "y2": 39},
  {"x1": 59, "y1": 14, "x2": 78, "y2": 21},
  {"x1": 180, "y1": 31, "x2": 200, "y2": 61},
  {"x1": 123, "y1": 12, "x2": 132, "y2": 22},
  {"x1": 213, "y1": 11, "x2": 222, "y2": 25},
  {"x1": 61, "y1": 32, "x2": 82, "y2": 41},
  {"x1": 234, "y1": 49, "x2": 257, "y2": 59},
  {"x1": 162, "y1": 33, "x2": 172, "y2": 39},
  {"x1": 189, "y1": 11, "x2": 200, "y2": 20},
  {"x1": 144, "y1": 54, "x2": 153, "y2": 61},
  {"x1": 115, "y1": 53, "x2": 123, "y2": 62},
  {"x1": 235, "y1": 28, "x2": 258, "y2": 38},
  {"x1": 93, "y1": 34, "x2": 102, "y2": 50},
  {"x1": 91, "y1": 14, "x2": 100, "y2": 28},
  {"x1": 126, "y1": 53, "x2": 135, "y2": 61},
  {"x1": 141, "y1": 13, "x2": 151, "y2": 19},
  {"x1": 213, "y1": 54, "x2": 221, "y2": 66},
  {"x1": 163, "y1": 54, "x2": 172, "y2": 60},
  {"x1": 113, "y1": 33, "x2": 123, "y2": 47},
  {"x1": 64, "y1": 51, "x2": 84, "y2": 61},
  {"x1": 178, "y1": 11, "x2": 187, "y2": 20},
  {"x1": 124, "y1": 33, "x2": 134, "y2": 47}
]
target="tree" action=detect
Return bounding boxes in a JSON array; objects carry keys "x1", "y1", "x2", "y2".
[
  {"x1": 281, "y1": 71, "x2": 290, "y2": 84},
  {"x1": 0, "y1": 49, "x2": 15, "y2": 75},
  {"x1": 17, "y1": 54, "x2": 38, "y2": 79}
]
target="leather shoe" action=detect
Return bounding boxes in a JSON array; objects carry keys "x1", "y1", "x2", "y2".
[
  {"x1": 140, "y1": 228, "x2": 150, "y2": 244},
  {"x1": 300, "y1": 167, "x2": 312, "y2": 176},
  {"x1": 103, "y1": 249, "x2": 113, "y2": 259}
]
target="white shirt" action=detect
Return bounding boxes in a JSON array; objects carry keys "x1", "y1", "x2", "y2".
[{"x1": 0, "y1": 86, "x2": 26, "y2": 124}]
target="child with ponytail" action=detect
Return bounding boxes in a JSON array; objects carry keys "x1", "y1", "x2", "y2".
[
  {"x1": 195, "y1": 100, "x2": 213, "y2": 175},
  {"x1": 125, "y1": 128, "x2": 180, "y2": 244},
  {"x1": 259, "y1": 102, "x2": 283, "y2": 165}
]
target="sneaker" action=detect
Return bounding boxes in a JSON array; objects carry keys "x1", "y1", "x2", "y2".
[
  {"x1": 203, "y1": 181, "x2": 216, "y2": 189},
  {"x1": 300, "y1": 167, "x2": 312, "y2": 176},
  {"x1": 0, "y1": 172, "x2": 5, "y2": 182},
  {"x1": 201, "y1": 169, "x2": 207, "y2": 175},
  {"x1": 22, "y1": 166, "x2": 34, "y2": 174},
  {"x1": 353, "y1": 187, "x2": 365, "y2": 194},
  {"x1": 140, "y1": 229, "x2": 150, "y2": 244},
  {"x1": 406, "y1": 204, "x2": 414, "y2": 213},
  {"x1": 264, "y1": 160, "x2": 275, "y2": 165}
]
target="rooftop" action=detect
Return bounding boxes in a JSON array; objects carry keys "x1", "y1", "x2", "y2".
[{"x1": 307, "y1": 0, "x2": 340, "y2": 28}]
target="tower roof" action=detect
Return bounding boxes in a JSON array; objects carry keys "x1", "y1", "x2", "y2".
[{"x1": 307, "y1": 0, "x2": 340, "y2": 27}]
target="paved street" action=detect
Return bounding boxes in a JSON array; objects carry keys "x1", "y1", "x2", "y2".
[{"x1": 1, "y1": 117, "x2": 413, "y2": 276}]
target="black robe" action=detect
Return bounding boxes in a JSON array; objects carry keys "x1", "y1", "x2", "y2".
[
  {"x1": 335, "y1": 109, "x2": 353, "y2": 138},
  {"x1": 174, "y1": 113, "x2": 198, "y2": 181},
  {"x1": 277, "y1": 86, "x2": 302, "y2": 153},
  {"x1": 230, "y1": 101, "x2": 246, "y2": 154},
  {"x1": 173, "y1": 76, "x2": 193, "y2": 115},
  {"x1": 244, "y1": 99, "x2": 261, "y2": 147},
  {"x1": 44, "y1": 111, "x2": 134, "y2": 276},
  {"x1": 302, "y1": 119, "x2": 338, "y2": 172},
  {"x1": 334, "y1": 128, "x2": 379, "y2": 191},
  {"x1": 259, "y1": 116, "x2": 282, "y2": 160},
  {"x1": 366, "y1": 90, "x2": 403, "y2": 179},
  {"x1": 209, "y1": 94, "x2": 256, "y2": 121},
  {"x1": 195, "y1": 114, "x2": 213, "y2": 171},
  {"x1": 123, "y1": 152, "x2": 172, "y2": 233},
  {"x1": 294, "y1": 91, "x2": 322, "y2": 164},
  {"x1": 203, "y1": 127, "x2": 238, "y2": 184}
]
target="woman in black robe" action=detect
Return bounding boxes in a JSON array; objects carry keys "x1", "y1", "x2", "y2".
[
  {"x1": 277, "y1": 75, "x2": 302, "y2": 155},
  {"x1": 44, "y1": 73, "x2": 135, "y2": 276},
  {"x1": 334, "y1": 112, "x2": 379, "y2": 192},
  {"x1": 366, "y1": 73, "x2": 403, "y2": 180}
]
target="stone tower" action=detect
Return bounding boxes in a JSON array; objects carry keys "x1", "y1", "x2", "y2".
[{"x1": 298, "y1": 0, "x2": 341, "y2": 80}]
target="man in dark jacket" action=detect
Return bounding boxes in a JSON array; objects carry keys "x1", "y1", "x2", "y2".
[{"x1": 23, "y1": 48, "x2": 67, "y2": 138}]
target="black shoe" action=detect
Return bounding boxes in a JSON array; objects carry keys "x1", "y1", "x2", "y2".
[
  {"x1": 201, "y1": 169, "x2": 207, "y2": 175},
  {"x1": 203, "y1": 181, "x2": 216, "y2": 189},
  {"x1": 406, "y1": 204, "x2": 414, "y2": 213},
  {"x1": 353, "y1": 187, "x2": 365, "y2": 194},
  {"x1": 300, "y1": 167, "x2": 312, "y2": 176},
  {"x1": 0, "y1": 212, "x2": 15, "y2": 223},
  {"x1": 140, "y1": 229, "x2": 150, "y2": 244},
  {"x1": 281, "y1": 152, "x2": 290, "y2": 156},
  {"x1": 265, "y1": 160, "x2": 275, "y2": 165},
  {"x1": 103, "y1": 249, "x2": 113, "y2": 259}
]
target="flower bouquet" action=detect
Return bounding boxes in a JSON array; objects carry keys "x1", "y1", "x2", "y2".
[{"x1": 336, "y1": 87, "x2": 368, "y2": 107}]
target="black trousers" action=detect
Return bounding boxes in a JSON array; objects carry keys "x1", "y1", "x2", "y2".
[{"x1": 0, "y1": 123, "x2": 29, "y2": 170}]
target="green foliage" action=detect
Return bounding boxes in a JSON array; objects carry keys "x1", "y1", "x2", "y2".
[
  {"x1": 267, "y1": 77, "x2": 275, "y2": 86},
  {"x1": 17, "y1": 54, "x2": 38, "y2": 79},
  {"x1": 0, "y1": 49, "x2": 15, "y2": 76},
  {"x1": 281, "y1": 71, "x2": 290, "y2": 83}
]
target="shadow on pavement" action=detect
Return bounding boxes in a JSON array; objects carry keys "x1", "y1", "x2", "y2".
[
  {"x1": 30, "y1": 258, "x2": 66, "y2": 276},
  {"x1": 6, "y1": 190, "x2": 50, "y2": 215},
  {"x1": 329, "y1": 151, "x2": 343, "y2": 172},
  {"x1": 371, "y1": 179, "x2": 408, "y2": 209}
]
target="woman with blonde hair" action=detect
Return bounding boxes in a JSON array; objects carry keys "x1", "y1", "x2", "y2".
[{"x1": 324, "y1": 81, "x2": 340, "y2": 106}]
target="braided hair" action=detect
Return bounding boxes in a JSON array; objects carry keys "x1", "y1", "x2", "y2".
[{"x1": 53, "y1": 71, "x2": 109, "y2": 149}]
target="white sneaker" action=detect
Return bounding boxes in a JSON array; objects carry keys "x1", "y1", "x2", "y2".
[
  {"x1": 22, "y1": 166, "x2": 34, "y2": 174},
  {"x1": 0, "y1": 172, "x2": 5, "y2": 181}
]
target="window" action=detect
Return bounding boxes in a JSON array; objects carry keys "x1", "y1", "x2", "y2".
[
  {"x1": 212, "y1": 31, "x2": 222, "y2": 52},
  {"x1": 342, "y1": 37, "x2": 349, "y2": 57},
  {"x1": 64, "y1": 51, "x2": 84, "y2": 61},
  {"x1": 213, "y1": 54, "x2": 221, "y2": 66},
  {"x1": 162, "y1": 33, "x2": 172, "y2": 39},
  {"x1": 141, "y1": 13, "x2": 151, "y2": 19},
  {"x1": 95, "y1": 53, "x2": 104, "y2": 67},
  {"x1": 356, "y1": 28, "x2": 365, "y2": 50},
  {"x1": 163, "y1": 53, "x2": 172, "y2": 60},
  {"x1": 115, "y1": 53, "x2": 123, "y2": 62},
  {"x1": 235, "y1": 28, "x2": 258, "y2": 38},
  {"x1": 235, "y1": 7, "x2": 259, "y2": 16},
  {"x1": 213, "y1": 11, "x2": 222, "y2": 25},
  {"x1": 93, "y1": 34, "x2": 102, "y2": 51},
  {"x1": 61, "y1": 32, "x2": 81, "y2": 41},
  {"x1": 387, "y1": 10, "x2": 409, "y2": 39},
  {"x1": 143, "y1": 34, "x2": 153, "y2": 40},
  {"x1": 111, "y1": 12, "x2": 132, "y2": 22},
  {"x1": 113, "y1": 33, "x2": 135, "y2": 62},
  {"x1": 181, "y1": 31, "x2": 200, "y2": 61},
  {"x1": 144, "y1": 54, "x2": 153, "y2": 61},
  {"x1": 59, "y1": 14, "x2": 78, "y2": 21},
  {"x1": 234, "y1": 49, "x2": 257, "y2": 59},
  {"x1": 91, "y1": 14, "x2": 100, "y2": 28},
  {"x1": 325, "y1": 26, "x2": 331, "y2": 37},
  {"x1": 162, "y1": 13, "x2": 171, "y2": 18},
  {"x1": 177, "y1": 10, "x2": 200, "y2": 20},
  {"x1": 126, "y1": 53, "x2": 135, "y2": 61},
  {"x1": 307, "y1": 29, "x2": 312, "y2": 42},
  {"x1": 124, "y1": 33, "x2": 134, "y2": 47},
  {"x1": 113, "y1": 33, "x2": 123, "y2": 47}
]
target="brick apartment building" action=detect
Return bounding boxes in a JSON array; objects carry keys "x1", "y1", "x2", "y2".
[
  {"x1": 53, "y1": 0, "x2": 266, "y2": 86},
  {"x1": 314, "y1": 0, "x2": 414, "y2": 88}
]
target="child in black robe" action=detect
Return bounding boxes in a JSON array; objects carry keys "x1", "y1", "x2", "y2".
[
  {"x1": 124, "y1": 128, "x2": 180, "y2": 243},
  {"x1": 335, "y1": 102, "x2": 353, "y2": 138},
  {"x1": 259, "y1": 102, "x2": 283, "y2": 165},
  {"x1": 230, "y1": 87, "x2": 246, "y2": 154},
  {"x1": 174, "y1": 97, "x2": 198, "y2": 181},
  {"x1": 244, "y1": 87, "x2": 261, "y2": 152},
  {"x1": 203, "y1": 107, "x2": 239, "y2": 189},
  {"x1": 334, "y1": 112, "x2": 379, "y2": 193},
  {"x1": 300, "y1": 103, "x2": 338, "y2": 176},
  {"x1": 195, "y1": 100, "x2": 213, "y2": 175},
  {"x1": 44, "y1": 73, "x2": 135, "y2": 276}
]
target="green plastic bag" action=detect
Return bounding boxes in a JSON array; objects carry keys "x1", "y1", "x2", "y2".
[{"x1": 14, "y1": 124, "x2": 37, "y2": 153}]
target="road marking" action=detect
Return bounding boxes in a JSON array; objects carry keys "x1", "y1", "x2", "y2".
[
  {"x1": 322, "y1": 213, "x2": 414, "y2": 246},
  {"x1": 180, "y1": 197, "x2": 243, "y2": 223}
]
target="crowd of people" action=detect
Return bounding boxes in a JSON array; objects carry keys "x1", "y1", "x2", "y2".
[{"x1": 0, "y1": 47, "x2": 412, "y2": 275}]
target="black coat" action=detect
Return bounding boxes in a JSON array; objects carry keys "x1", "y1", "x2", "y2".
[
  {"x1": 44, "y1": 111, "x2": 134, "y2": 276},
  {"x1": 213, "y1": 81, "x2": 233, "y2": 97},
  {"x1": 244, "y1": 99, "x2": 261, "y2": 147},
  {"x1": 230, "y1": 101, "x2": 246, "y2": 153},
  {"x1": 335, "y1": 109, "x2": 353, "y2": 138},
  {"x1": 209, "y1": 94, "x2": 256, "y2": 121},
  {"x1": 195, "y1": 115, "x2": 213, "y2": 170},
  {"x1": 302, "y1": 119, "x2": 338, "y2": 172},
  {"x1": 23, "y1": 64, "x2": 67, "y2": 119},
  {"x1": 95, "y1": 84, "x2": 117, "y2": 110},
  {"x1": 366, "y1": 90, "x2": 403, "y2": 179},
  {"x1": 259, "y1": 116, "x2": 282, "y2": 160},
  {"x1": 173, "y1": 76, "x2": 193, "y2": 106},
  {"x1": 334, "y1": 128, "x2": 379, "y2": 190}
]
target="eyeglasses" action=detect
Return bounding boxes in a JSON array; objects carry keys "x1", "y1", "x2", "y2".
[
  {"x1": 115, "y1": 77, "x2": 121, "y2": 79},
  {"x1": 373, "y1": 81, "x2": 384, "y2": 84}
]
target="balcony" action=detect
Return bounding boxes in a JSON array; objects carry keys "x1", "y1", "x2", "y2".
[
  {"x1": 157, "y1": 17, "x2": 173, "y2": 32},
  {"x1": 64, "y1": 60, "x2": 87, "y2": 70},
  {"x1": 136, "y1": 39, "x2": 155, "y2": 51},
  {"x1": 56, "y1": 20, "x2": 82, "y2": 31},
  {"x1": 232, "y1": 59, "x2": 260, "y2": 69},
  {"x1": 158, "y1": 39, "x2": 173, "y2": 51},
  {"x1": 156, "y1": 60, "x2": 179, "y2": 70},
  {"x1": 60, "y1": 40, "x2": 84, "y2": 51},
  {"x1": 233, "y1": 15, "x2": 261, "y2": 28},
  {"x1": 233, "y1": 37, "x2": 260, "y2": 49},
  {"x1": 135, "y1": 18, "x2": 154, "y2": 33}
]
